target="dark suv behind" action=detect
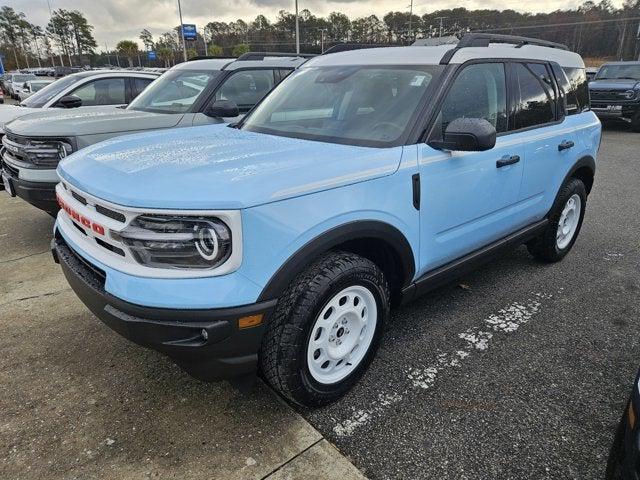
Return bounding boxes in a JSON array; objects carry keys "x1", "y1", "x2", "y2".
[{"x1": 589, "y1": 61, "x2": 640, "y2": 130}]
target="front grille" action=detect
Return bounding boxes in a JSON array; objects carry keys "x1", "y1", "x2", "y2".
[
  {"x1": 96, "y1": 238, "x2": 125, "y2": 256},
  {"x1": 71, "y1": 190, "x2": 87, "y2": 205},
  {"x1": 96, "y1": 204, "x2": 126, "y2": 223},
  {"x1": 590, "y1": 90, "x2": 636, "y2": 102},
  {"x1": 1, "y1": 133, "x2": 70, "y2": 168}
]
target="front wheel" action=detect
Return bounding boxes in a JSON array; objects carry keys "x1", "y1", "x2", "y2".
[
  {"x1": 527, "y1": 177, "x2": 587, "y2": 262},
  {"x1": 260, "y1": 252, "x2": 390, "y2": 407}
]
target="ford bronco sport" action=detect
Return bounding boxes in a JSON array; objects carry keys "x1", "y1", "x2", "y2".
[{"x1": 52, "y1": 34, "x2": 601, "y2": 407}]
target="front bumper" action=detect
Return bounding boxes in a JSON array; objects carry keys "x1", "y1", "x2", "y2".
[
  {"x1": 2, "y1": 161, "x2": 58, "y2": 214},
  {"x1": 52, "y1": 234, "x2": 277, "y2": 381},
  {"x1": 591, "y1": 102, "x2": 639, "y2": 121}
]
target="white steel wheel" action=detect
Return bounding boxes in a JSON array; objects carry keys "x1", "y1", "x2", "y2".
[
  {"x1": 556, "y1": 193, "x2": 582, "y2": 250},
  {"x1": 306, "y1": 285, "x2": 378, "y2": 385}
]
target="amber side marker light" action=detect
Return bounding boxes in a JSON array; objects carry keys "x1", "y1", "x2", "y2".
[
  {"x1": 239, "y1": 314, "x2": 263, "y2": 329},
  {"x1": 629, "y1": 402, "x2": 636, "y2": 430}
]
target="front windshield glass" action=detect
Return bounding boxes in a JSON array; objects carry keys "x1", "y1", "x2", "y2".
[
  {"x1": 128, "y1": 69, "x2": 221, "y2": 114},
  {"x1": 21, "y1": 76, "x2": 77, "y2": 108},
  {"x1": 596, "y1": 64, "x2": 640, "y2": 80},
  {"x1": 241, "y1": 65, "x2": 440, "y2": 146},
  {"x1": 31, "y1": 82, "x2": 52, "y2": 92}
]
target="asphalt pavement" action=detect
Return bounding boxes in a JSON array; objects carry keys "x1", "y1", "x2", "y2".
[{"x1": 302, "y1": 123, "x2": 640, "y2": 479}]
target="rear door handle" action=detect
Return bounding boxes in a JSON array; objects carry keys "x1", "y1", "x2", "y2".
[
  {"x1": 558, "y1": 140, "x2": 575, "y2": 151},
  {"x1": 496, "y1": 155, "x2": 520, "y2": 168}
]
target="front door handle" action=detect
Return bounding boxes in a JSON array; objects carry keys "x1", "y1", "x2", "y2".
[
  {"x1": 496, "y1": 155, "x2": 520, "y2": 168},
  {"x1": 558, "y1": 140, "x2": 575, "y2": 151}
]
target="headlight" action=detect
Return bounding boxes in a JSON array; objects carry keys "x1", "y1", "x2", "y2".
[{"x1": 118, "y1": 215, "x2": 232, "y2": 270}]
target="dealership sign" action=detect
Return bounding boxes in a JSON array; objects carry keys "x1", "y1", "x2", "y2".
[{"x1": 181, "y1": 24, "x2": 197, "y2": 41}]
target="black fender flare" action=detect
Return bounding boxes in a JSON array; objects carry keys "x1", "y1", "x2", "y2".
[
  {"x1": 563, "y1": 155, "x2": 596, "y2": 194},
  {"x1": 257, "y1": 220, "x2": 416, "y2": 302}
]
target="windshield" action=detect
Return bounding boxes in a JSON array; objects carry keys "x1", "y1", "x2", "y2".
[
  {"x1": 21, "y1": 76, "x2": 77, "y2": 108},
  {"x1": 241, "y1": 65, "x2": 440, "y2": 147},
  {"x1": 12, "y1": 74, "x2": 36, "y2": 83},
  {"x1": 595, "y1": 64, "x2": 640, "y2": 80},
  {"x1": 31, "y1": 82, "x2": 52, "y2": 92},
  {"x1": 128, "y1": 69, "x2": 221, "y2": 114}
]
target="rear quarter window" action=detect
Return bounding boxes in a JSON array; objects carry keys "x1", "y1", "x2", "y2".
[{"x1": 562, "y1": 67, "x2": 590, "y2": 112}]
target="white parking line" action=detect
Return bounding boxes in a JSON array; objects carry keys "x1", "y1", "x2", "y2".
[{"x1": 333, "y1": 293, "x2": 552, "y2": 437}]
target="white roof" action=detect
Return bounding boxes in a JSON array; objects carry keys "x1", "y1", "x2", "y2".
[
  {"x1": 306, "y1": 43, "x2": 584, "y2": 69},
  {"x1": 173, "y1": 59, "x2": 232, "y2": 71}
]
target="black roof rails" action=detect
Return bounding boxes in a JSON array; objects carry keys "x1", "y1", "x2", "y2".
[
  {"x1": 440, "y1": 33, "x2": 569, "y2": 65},
  {"x1": 458, "y1": 33, "x2": 568, "y2": 50},
  {"x1": 236, "y1": 52, "x2": 316, "y2": 61},
  {"x1": 323, "y1": 44, "x2": 390, "y2": 55}
]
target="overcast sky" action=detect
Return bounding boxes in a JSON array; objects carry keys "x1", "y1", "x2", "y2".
[{"x1": 5, "y1": 0, "x2": 626, "y2": 49}]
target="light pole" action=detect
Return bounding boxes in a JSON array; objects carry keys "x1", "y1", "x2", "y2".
[
  {"x1": 295, "y1": 0, "x2": 300, "y2": 54},
  {"x1": 45, "y1": 0, "x2": 64, "y2": 66},
  {"x1": 177, "y1": 0, "x2": 188, "y2": 62},
  {"x1": 316, "y1": 27, "x2": 328, "y2": 53},
  {"x1": 435, "y1": 16, "x2": 447, "y2": 37},
  {"x1": 408, "y1": 0, "x2": 414, "y2": 43}
]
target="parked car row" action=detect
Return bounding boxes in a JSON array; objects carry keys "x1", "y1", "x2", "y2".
[{"x1": 0, "y1": 55, "x2": 307, "y2": 212}]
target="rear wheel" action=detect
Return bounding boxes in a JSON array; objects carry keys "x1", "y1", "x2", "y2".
[
  {"x1": 631, "y1": 111, "x2": 640, "y2": 132},
  {"x1": 527, "y1": 177, "x2": 587, "y2": 262},
  {"x1": 260, "y1": 251, "x2": 390, "y2": 407}
]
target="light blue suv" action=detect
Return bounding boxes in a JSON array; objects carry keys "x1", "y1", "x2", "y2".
[{"x1": 51, "y1": 34, "x2": 601, "y2": 407}]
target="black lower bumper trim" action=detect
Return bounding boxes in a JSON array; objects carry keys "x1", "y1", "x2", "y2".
[
  {"x1": 2, "y1": 165, "x2": 58, "y2": 214},
  {"x1": 52, "y1": 235, "x2": 277, "y2": 381}
]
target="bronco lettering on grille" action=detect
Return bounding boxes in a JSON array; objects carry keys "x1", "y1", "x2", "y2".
[{"x1": 57, "y1": 193, "x2": 105, "y2": 236}]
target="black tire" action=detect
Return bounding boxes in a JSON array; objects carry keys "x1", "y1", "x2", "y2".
[
  {"x1": 527, "y1": 177, "x2": 587, "y2": 263},
  {"x1": 260, "y1": 251, "x2": 390, "y2": 407},
  {"x1": 631, "y1": 111, "x2": 640, "y2": 132},
  {"x1": 605, "y1": 403, "x2": 629, "y2": 480}
]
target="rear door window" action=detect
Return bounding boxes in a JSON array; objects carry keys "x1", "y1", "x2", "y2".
[
  {"x1": 215, "y1": 69, "x2": 276, "y2": 113},
  {"x1": 70, "y1": 78, "x2": 126, "y2": 106},
  {"x1": 513, "y1": 63, "x2": 555, "y2": 130},
  {"x1": 132, "y1": 77, "x2": 154, "y2": 98}
]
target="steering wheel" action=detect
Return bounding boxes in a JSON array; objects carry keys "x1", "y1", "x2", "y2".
[{"x1": 371, "y1": 122, "x2": 404, "y2": 138}]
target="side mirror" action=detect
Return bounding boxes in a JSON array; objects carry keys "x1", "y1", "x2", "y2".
[
  {"x1": 428, "y1": 118, "x2": 497, "y2": 152},
  {"x1": 204, "y1": 99, "x2": 239, "y2": 118},
  {"x1": 55, "y1": 95, "x2": 83, "y2": 109}
]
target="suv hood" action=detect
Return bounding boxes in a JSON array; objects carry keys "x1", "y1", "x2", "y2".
[
  {"x1": 0, "y1": 105, "x2": 40, "y2": 130},
  {"x1": 4, "y1": 107, "x2": 183, "y2": 137},
  {"x1": 589, "y1": 79, "x2": 640, "y2": 90},
  {"x1": 58, "y1": 124, "x2": 402, "y2": 210}
]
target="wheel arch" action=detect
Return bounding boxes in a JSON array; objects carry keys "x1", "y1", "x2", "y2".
[
  {"x1": 257, "y1": 220, "x2": 416, "y2": 304},
  {"x1": 565, "y1": 155, "x2": 596, "y2": 195}
]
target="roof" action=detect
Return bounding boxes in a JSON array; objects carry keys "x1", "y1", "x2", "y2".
[
  {"x1": 306, "y1": 42, "x2": 584, "y2": 69},
  {"x1": 72, "y1": 70, "x2": 160, "y2": 78},
  {"x1": 172, "y1": 55, "x2": 310, "y2": 72}
]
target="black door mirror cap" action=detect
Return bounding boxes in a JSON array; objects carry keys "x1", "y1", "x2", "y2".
[
  {"x1": 428, "y1": 117, "x2": 497, "y2": 152},
  {"x1": 55, "y1": 95, "x2": 83, "y2": 109},
  {"x1": 204, "y1": 99, "x2": 240, "y2": 118}
]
